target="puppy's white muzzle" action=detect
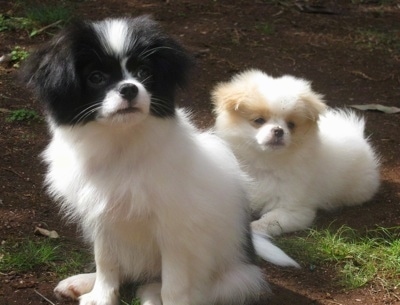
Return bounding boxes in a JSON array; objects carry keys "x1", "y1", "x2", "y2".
[{"x1": 99, "y1": 80, "x2": 151, "y2": 124}]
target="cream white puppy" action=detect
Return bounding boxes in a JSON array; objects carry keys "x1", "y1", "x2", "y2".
[{"x1": 213, "y1": 69, "x2": 380, "y2": 236}]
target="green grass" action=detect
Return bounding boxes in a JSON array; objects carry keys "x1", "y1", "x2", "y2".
[
  {"x1": 11, "y1": 46, "x2": 29, "y2": 62},
  {"x1": 0, "y1": 2, "x2": 73, "y2": 37},
  {"x1": 0, "y1": 239, "x2": 60, "y2": 272},
  {"x1": 0, "y1": 14, "x2": 34, "y2": 32},
  {"x1": 276, "y1": 225, "x2": 400, "y2": 290},
  {"x1": 355, "y1": 28, "x2": 400, "y2": 53},
  {"x1": 10, "y1": 46, "x2": 29, "y2": 68},
  {"x1": 24, "y1": 4, "x2": 72, "y2": 26},
  {"x1": 6, "y1": 108, "x2": 40, "y2": 123},
  {"x1": 53, "y1": 248, "x2": 92, "y2": 278},
  {"x1": 1, "y1": 237, "x2": 132, "y2": 303},
  {"x1": 121, "y1": 299, "x2": 141, "y2": 305},
  {"x1": 0, "y1": 238, "x2": 91, "y2": 276},
  {"x1": 257, "y1": 22, "x2": 275, "y2": 35}
]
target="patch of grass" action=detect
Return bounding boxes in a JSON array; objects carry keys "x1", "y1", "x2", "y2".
[
  {"x1": 276, "y1": 225, "x2": 400, "y2": 290},
  {"x1": 0, "y1": 238, "x2": 91, "y2": 276},
  {"x1": 0, "y1": 239, "x2": 60, "y2": 272},
  {"x1": 54, "y1": 247, "x2": 92, "y2": 278},
  {"x1": 6, "y1": 108, "x2": 40, "y2": 123},
  {"x1": 355, "y1": 28, "x2": 400, "y2": 53},
  {"x1": 10, "y1": 46, "x2": 29, "y2": 68},
  {"x1": 257, "y1": 22, "x2": 275, "y2": 35},
  {"x1": 0, "y1": 2, "x2": 73, "y2": 37},
  {"x1": 0, "y1": 14, "x2": 34, "y2": 32},
  {"x1": 121, "y1": 299, "x2": 141, "y2": 305},
  {"x1": 11, "y1": 46, "x2": 29, "y2": 62},
  {"x1": 24, "y1": 4, "x2": 72, "y2": 26}
]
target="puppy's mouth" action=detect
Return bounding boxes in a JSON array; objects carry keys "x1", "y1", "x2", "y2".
[
  {"x1": 265, "y1": 139, "x2": 286, "y2": 149},
  {"x1": 114, "y1": 107, "x2": 141, "y2": 116}
]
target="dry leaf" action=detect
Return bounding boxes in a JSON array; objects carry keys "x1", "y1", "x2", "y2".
[
  {"x1": 350, "y1": 104, "x2": 400, "y2": 114},
  {"x1": 34, "y1": 227, "x2": 60, "y2": 239}
]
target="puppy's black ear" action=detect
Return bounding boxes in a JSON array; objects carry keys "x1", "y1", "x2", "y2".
[
  {"x1": 20, "y1": 21, "x2": 87, "y2": 124},
  {"x1": 156, "y1": 35, "x2": 193, "y2": 90},
  {"x1": 151, "y1": 34, "x2": 193, "y2": 114},
  {"x1": 21, "y1": 25, "x2": 77, "y2": 96},
  {"x1": 136, "y1": 16, "x2": 193, "y2": 90},
  {"x1": 129, "y1": 15, "x2": 194, "y2": 117}
]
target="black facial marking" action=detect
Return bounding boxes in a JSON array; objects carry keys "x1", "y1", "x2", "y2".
[{"x1": 21, "y1": 16, "x2": 192, "y2": 126}]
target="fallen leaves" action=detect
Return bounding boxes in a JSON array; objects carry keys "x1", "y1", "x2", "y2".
[
  {"x1": 350, "y1": 104, "x2": 400, "y2": 114},
  {"x1": 34, "y1": 227, "x2": 59, "y2": 239}
]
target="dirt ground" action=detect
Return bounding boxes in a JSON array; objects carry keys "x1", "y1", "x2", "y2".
[{"x1": 0, "y1": 0, "x2": 399, "y2": 304}]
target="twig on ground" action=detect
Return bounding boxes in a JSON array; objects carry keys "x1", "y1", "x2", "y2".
[
  {"x1": 34, "y1": 290, "x2": 56, "y2": 305},
  {"x1": 1, "y1": 167, "x2": 25, "y2": 179},
  {"x1": 350, "y1": 70, "x2": 393, "y2": 82},
  {"x1": 326, "y1": 300, "x2": 344, "y2": 305},
  {"x1": 31, "y1": 20, "x2": 63, "y2": 36},
  {"x1": 0, "y1": 94, "x2": 26, "y2": 102}
]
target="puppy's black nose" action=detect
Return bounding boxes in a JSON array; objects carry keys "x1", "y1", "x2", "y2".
[
  {"x1": 119, "y1": 84, "x2": 138, "y2": 101},
  {"x1": 273, "y1": 127, "x2": 284, "y2": 138}
]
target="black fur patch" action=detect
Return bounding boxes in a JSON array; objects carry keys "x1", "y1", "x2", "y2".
[{"x1": 21, "y1": 16, "x2": 192, "y2": 125}]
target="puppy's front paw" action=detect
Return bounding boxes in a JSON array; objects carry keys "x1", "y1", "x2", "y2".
[
  {"x1": 252, "y1": 208, "x2": 315, "y2": 235},
  {"x1": 251, "y1": 214, "x2": 283, "y2": 236},
  {"x1": 54, "y1": 273, "x2": 96, "y2": 300},
  {"x1": 137, "y1": 283, "x2": 162, "y2": 305},
  {"x1": 79, "y1": 288, "x2": 119, "y2": 305}
]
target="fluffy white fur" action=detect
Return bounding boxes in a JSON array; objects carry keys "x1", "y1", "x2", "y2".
[
  {"x1": 47, "y1": 110, "x2": 276, "y2": 305},
  {"x1": 212, "y1": 69, "x2": 380, "y2": 236}
]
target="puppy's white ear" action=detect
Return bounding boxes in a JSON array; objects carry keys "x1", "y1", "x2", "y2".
[
  {"x1": 301, "y1": 91, "x2": 326, "y2": 121},
  {"x1": 211, "y1": 82, "x2": 243, "y2": 115}
]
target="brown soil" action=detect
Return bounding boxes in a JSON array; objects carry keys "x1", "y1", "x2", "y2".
[{"x1": 0, "y1": 1, "x2": 399, "y2": 304}]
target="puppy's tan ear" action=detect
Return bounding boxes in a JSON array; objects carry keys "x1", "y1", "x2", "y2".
[
  {"x1": 211, "y1": 82, "x2": 243, "y2": 115},
  {"x1": 301, "y1": 91, "x2": 327, "y2": 121}
]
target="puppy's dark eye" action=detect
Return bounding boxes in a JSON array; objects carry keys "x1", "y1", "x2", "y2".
[
  {"x1": 287, "y1": 121, "x2": 296, "y2": 129},
  {"x1": 88, "y1": 71, "x2": 108, "y2": 86},
  {"x1": 254, "y1": 117, "x2": 266, "y2": 125},
  {"x1": 137, "y1": 66, "x2": 151, "y2": 80}
]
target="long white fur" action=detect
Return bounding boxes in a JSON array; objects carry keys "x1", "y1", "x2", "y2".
[
  {"x1": 95, "y1": 19, "x2": 131, "y2": 56},
  {"x1": 48, "y1": 108, "x2": 298, "y2": 305},
  {"x1": 213, "y1": 69, "x2": 380, "y2": 236},
  {"x1": 253, "y1": 233, "x2": 299, "y2": 267},
  {"x1": 48, "y1": 111, "x2": 241, "y2": 303}
]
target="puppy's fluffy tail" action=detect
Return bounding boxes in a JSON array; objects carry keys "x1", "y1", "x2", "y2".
[{"x1": 252, "y1": 233, "x2": 300, "y2": 268}]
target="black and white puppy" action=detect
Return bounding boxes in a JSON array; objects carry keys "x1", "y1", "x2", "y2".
[{"x1": 22, "y1": 16, "x2": 298, "y2": 305}]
